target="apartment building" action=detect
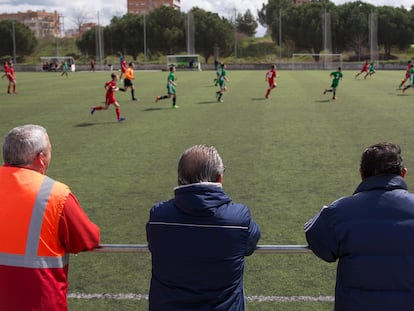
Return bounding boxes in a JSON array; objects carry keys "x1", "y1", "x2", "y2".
[
  {"x1": 127, "y1": 0, "x2": 181, "y2": 15},
  {"x1": 0, "y1": 10, "x2": 61, "y2": 38}
]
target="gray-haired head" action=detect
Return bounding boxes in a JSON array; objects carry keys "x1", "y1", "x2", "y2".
[
  {"x1": 178, "y1": 145, "x2": 225, "y2": 186},
  {"x1": 3, "y1": 124, "x2": 49, "y2": 166}
]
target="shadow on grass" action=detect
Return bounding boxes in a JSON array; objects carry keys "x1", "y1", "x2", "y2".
[
  {"x1": 196, "y1": 101, "x2": 219, "y2": 105},
  {"x1": 315, "y1": 99, "x2": 332, "y2": 103},
  {"x1": 74, "y1": 122, "x2": 118, "y2": 127},
  {"x1": 251, "y1": 97, "x2": 267, "y2": 101},
  {"x1": 143, "y1": 107, "x2": 170, "y2": 111}
]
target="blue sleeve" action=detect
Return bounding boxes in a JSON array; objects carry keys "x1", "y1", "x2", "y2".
[
  {"x1": 304, "y1": 205, "x2": 338, "y2": 262},
  {"x1": 246, "y1": 219, "x2": 261, "y2": 256}
]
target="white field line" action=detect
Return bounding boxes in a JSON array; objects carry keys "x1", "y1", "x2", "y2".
[{"x1": 68, "y1": 293, "x2": 334, "y2": 302}]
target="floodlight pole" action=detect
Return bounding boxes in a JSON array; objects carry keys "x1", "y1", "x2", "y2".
[{"x1": 11, "y1": 20, "x2": 16, "y2": 64}]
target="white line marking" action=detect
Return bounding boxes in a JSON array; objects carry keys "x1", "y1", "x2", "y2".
[{"x1": 68, "y1": 293, "x2": 334, "y2": 302}]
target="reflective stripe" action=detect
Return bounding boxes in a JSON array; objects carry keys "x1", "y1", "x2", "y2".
[
  {"x1": 149, "y1": 221, "x2": 248, "y2": 230},
  {"x1": 0, "y1": 176, "x2": 68, "y2": 268}
]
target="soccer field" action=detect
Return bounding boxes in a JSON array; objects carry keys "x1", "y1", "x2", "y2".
[{"x1": 1, "y1": 69, "x2": 414, "y2": 310}]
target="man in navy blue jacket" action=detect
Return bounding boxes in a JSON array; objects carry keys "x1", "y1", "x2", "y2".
[
  {"x1": 146, "y1": 144, "x2": 261, "y2": 310},
  {"x1": 305, "y1": 142, "x2": 414, "y2": 311}
]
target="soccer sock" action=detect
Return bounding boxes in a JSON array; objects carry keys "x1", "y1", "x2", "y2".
[
  {"x1": 131, "y1": 90, "x2": 135, "y2": 99},
  {"x1": 93, "y1": 106, "x2": 103, "y2": 110},
  {"x1": 161, "y1": 95, "x2": 169, "y2": 100},
  {"x1": 116, "y1": 107, "x2": 121, "y2": 120},
  {"x1": 173, "y1": 96, "x2": 176, "y2": 106},
  {"x1": 119, "y1": 88, "x2": 126, "y2": 92},
  {"x1": 265, "y1": 89, "x2": 270, "y2": 97},
  {"x1": 218, "y1": 93, "x2": 222, "y2": 100}
]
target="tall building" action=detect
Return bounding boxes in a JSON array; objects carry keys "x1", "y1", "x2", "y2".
[
  {"x1": 127, "y1": 0, "x2": 181, "y2": 15},
  {"x1": 0, "y1": 10, "x2": 61, "y2": 38}
]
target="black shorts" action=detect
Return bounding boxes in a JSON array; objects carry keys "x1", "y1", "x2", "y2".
[{"x1": 124, "y1": 79, "x2": 133, "y2": 87}]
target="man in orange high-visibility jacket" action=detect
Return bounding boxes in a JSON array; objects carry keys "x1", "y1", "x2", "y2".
[{"x1": 0, "y1": 124, "x2": 100, "y2": 311}]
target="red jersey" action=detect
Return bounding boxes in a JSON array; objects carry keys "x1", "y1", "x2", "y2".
[
  {"x1": 266, "y1": 69, "x2": 276, "y2": 83},
  {"x1": 105, "y1": 80, "x2": 117, "y2": 104},
  {"x1": 6, "y1": 67, "x2": 15, "y2": 82},
  {"x1": 121, "y1": 60, "x2": 127, "y2": 73},
  {"x1": 361, "y1": 62, "x2": 369, "y2": 72},
  {"x1": 405, "y1": 63, "x2": 412, "y2": 79}
]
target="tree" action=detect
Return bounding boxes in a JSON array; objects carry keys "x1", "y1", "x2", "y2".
[
  {"x1": 147, "y1": 6, "x2": 186, "y2": 55},
  {"x1": 334, "y1": 1, "x2": 375, "y2": 60},
  {"x1": 236, "y1": 10, "x2": 258, "y2": 37},
  {"x1": 282, "y1": 1, "x2": 336, "y2": 56},
  {"x1": 191, "y1": 7, "x2": 234, "y2": 63},
  {"x1": 0, "y1": 20, "x2": 37, "y2": 60},
  {"x1": 377, "y1": 6, "x2": 412, "y2": 59}
]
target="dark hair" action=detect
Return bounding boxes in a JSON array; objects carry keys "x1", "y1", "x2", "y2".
[{"x1": 360, "y1": 142, "x2": 404, "y2": 178}]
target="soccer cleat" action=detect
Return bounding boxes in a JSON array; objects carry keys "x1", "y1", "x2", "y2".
[
  {"x1": 132, "y1": 98, "x2": 138, "y2": 101},
  {"x1": 155, "y1": 96, "x2": 160, "y2": 103},
  {"x1": 402, "y1": 88, "x2": 406, "y2": 93},
  {"x1": 118, "y1": 117, "x2": 126, "y2": 122},
  {"x1": 332, "y1": 97, "x2": 336, "y2": 100},
  {"x1": 218, "y1": 99, "x2": 223, "y2": 103},
  {"x1": 90, "y1": 107, "x2": 95, "y2": 115},
  {"x1": 172, "y1": 105, "x2": 179, "y2": 109},
  {"x1": 323, "y1": 90, "x2": 327, "y2": 95}
]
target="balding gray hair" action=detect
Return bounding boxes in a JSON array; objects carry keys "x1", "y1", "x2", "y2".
[
  {"x1": 3, "y1": 124, "x2": 48, "y2": 166},
  {"x1": 178, "y1": 145, "x2": 225, "y2": 185}
]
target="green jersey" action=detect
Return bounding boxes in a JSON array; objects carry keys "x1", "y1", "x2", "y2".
[
  {"x1": 330, "y1": 70, "x2": 343, "y2": 88},
  {"x1": 218, "y1": 69, "x2": 227, "y2": 87},
  {"x1": 166, "y1": 71, "x2": 176, "y2": 94}
]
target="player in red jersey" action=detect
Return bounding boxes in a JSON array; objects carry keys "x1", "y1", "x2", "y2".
[
  {"x1": 2, "y1": 62, "x2": 16, "y2": 94},
  {"x1": 265, "y1": 64, "x2": 278, "y2": 99},
  {"x1": 90, "y1": 73, "x2": 125, "y2": 123},
  {"x1": 398, "y1": 60, "x2": 412, "y2": 89},
  {"x1": 355, "y1": 60, "x2": 369, "y2": 79},
  {"x1": 119, "y1": 55, "x2": 127, "y2": 80}
]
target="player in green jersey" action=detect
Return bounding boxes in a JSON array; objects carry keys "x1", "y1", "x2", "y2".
[
  {"x1": 216, "y1": 63, "x2": 230, "y2": 103},
  {"x1": 155, "y1": 66, "x2": 178, "y2": 108},
  {"x1": 323, "y1": 67, "x2": 343, "y2": 100}
]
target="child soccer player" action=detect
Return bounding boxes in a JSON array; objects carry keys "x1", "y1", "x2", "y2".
[
  {"x1": 90, "y1": 72, "x2": 126, "y2": 122},
  {"x1": 2, "y1": 62, "x2": 16, "y2": 94},
  {"x1": 323, "y1": 67, "x2": 343, "y2": 100},
  {"x1": 216, "y1": 63, "x2": 230, "y2": 103},
  {"x1": 399, "y1": 60, "x2": 412, "y2": 89},
  {"x1": 355, "y1": 60, "x2": 369, "y2": 79},
  {"x1": 155, "y1": 66, "x2": 178, "y2": 109},
  {"x1": 265, "y1": 64, "x2": 278, "y2": 99},
  {"x1": 402, "y1": 64, "x2": 414, "y2": 93}
]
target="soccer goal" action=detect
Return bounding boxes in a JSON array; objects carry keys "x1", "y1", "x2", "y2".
[
  {"x1": 291, "y1": 53, "x2": 343, "y2": 70},
  {"x1": 166, "y1": 55, "x2": 201, "y2": 71}
]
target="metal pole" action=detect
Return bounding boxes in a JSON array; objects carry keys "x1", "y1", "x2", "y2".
[
  {"x1": 11, "y1": 20, "x2": 16, "y2": 64},
  {"x1": 143, "y1": 14, "x2": 147, "y2": 63},
  {"x1": 93, "y1": 244, "x2": 311, "y2": 254},
  {"x1": 279, "y1": 9, "x2": 282, "y2": 60}
]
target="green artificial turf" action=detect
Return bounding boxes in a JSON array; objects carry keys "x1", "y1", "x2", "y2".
[{"x1": 1, "y1": 68, "x2": 413, "y2": 310}]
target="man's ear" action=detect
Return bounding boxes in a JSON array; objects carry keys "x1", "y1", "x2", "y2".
[
  {"x1": 401, "y1": 167, "x2": 408, "y2": 178},
  {"x1": 216, "y1": 174, "x2": 223, "y2": 183}
]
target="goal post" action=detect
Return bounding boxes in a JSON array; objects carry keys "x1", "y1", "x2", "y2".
[
  {"x1": 166, "y1": 54, "x2": 201, "y2": 71},
  {"x1": 291, "y1": 53, "x2": 343, "y2": 70}
]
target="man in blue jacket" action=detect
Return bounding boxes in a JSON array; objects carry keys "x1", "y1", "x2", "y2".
[
  {"x1": 305, "y1": 142, "x2": 414, "y2": 311},
  {"x1": 146, "y1": 144, "x2": 261, "y2": 310}
]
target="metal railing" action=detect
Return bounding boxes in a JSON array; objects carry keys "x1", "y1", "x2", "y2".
[{"x1": 94, "y1": 244, "x2": 312, "y2": 254}]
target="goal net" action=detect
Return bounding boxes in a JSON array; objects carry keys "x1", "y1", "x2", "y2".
[
  {"x1": 166, "y1": 55, "x2": 201, "y2": 71},
  {"x1": 291, "y1": 53, "x2": 343, "y2": 70}
]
